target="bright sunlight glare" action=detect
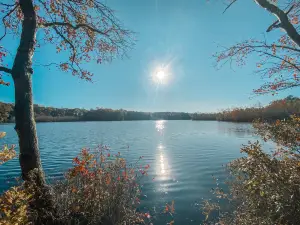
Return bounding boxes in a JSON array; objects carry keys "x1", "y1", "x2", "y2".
[
  {"x1": 156, "y1": 70, "x2": 166, "y2": 81},
  {"x1": 152, "y1": 65, "x2": 170, "y2": 85}
]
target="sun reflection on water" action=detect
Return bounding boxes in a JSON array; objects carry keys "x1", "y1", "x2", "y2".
[
  {"x1": 160, "y1": 153, "x2": 165, "y2": 174},
  {"x1": 154, "y1": 120, "x2": 170, "y2": 179},
  {"x1": 155, "y1": 120, "x2": 165, "y2": 133},
  {"x1": 155, "y1": 144, "x2": 170, "y2": 180}
]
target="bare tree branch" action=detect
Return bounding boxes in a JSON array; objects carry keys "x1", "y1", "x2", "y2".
[
  {"x1": 0, "y1": 3, "x2": 19, "y2": 41},
  {"x1": 41, "y1": 22, "x2": 112, "y2": 36},
  {"x1": 254, "y1": 49, "x2": 300, "y2": 72},
  {"x1": 223, "y1": 0, "x2": 239, "y2": 14},
  {"x1": 0, "y1": 3, "x2": 16, "y2": 7},
  {"x1": 52, "y1": 25, "x2": 77, "y2": 64},
  {"x1": 0, "y1": 66, "x2": 12, "y2": 74},
  {"x1": 266, "y1": 20, "x2": 281, "y2": 32},
  {"x1": 256, "y1": 0, "x2": 300, "y2": 47},
  {"x1": 266, "y1": 4, "x2": 295, "y2": 32}
]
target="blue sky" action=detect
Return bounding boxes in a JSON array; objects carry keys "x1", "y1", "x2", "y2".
[{"x1": 0, "y1": 0, "x2": 298, "y2": 112}]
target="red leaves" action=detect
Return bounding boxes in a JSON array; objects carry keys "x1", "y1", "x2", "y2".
[
  {"x1": 60, "y1": 63, "x2": 69, "y2": 71},
  {"x1": 164, "y1": 201, "x2": 175, "y2": 214},
  {"x1": 105, "y1": 173, "x2": 111, "y2": 185},
  {"x1": 73, "y1": 156, "x2": 80, "y2": 165},
  {"x1": 270, "y1": 85, "x2": 277, "y2": 90},
  {"x1": 144, "y1": 212, "x2": 151, "y2": 219},
  {"x1": 122, "y1": 171, "x2": 128, "y2": 180},
  {"x1": 293, "y1": 73, "x2": 298, "y2": 80},
  {"x1": 68, "y1": 148, "x2": 96, "y2": 178}
]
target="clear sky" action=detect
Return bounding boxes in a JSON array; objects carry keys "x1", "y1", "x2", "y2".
[{"x1": 0, "y1": 0, "x2": 298, "y2": 112}]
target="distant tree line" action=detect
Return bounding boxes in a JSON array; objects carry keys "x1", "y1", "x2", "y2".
[
  {"x1": 193, "y1": 95, "x2": 300, "y2": 122},
  {"x1": 1, "y1": 96, "x2": 298, "y2": 123},
  {"x1": 0, "y1": 103, "x2": 192, "y2": 122}
]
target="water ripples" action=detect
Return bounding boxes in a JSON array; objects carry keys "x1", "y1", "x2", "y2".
[{"x1": 0, "y1": 120, "x2": 268, "y2": 224}]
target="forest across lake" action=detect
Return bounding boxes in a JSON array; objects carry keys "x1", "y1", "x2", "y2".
[{"x1": 0, "y1": 95, "x2": 299, "y2": 123}]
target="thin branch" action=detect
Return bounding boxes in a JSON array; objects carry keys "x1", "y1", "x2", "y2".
[
  {"x1": 0, "y1": 3, "x2": 16, "y2": 7},
  {"x1": 37, "y1": 0, "x2": 77, "y2": 64},
  {"x1": 52, "y1": 26, "x2": 76, "y2": 64},
  {"x1": 223, "y1": 0, "x2": 238, "y2": 14},
  {"x1": 267, "y1": 20, "x2": 281, "y2": 32},
  {"x1": 247, "y1": 46, "x2": 300, "y2": 72},
  {"x1": 0, "y1": 4, "x2": 19, "y2": 41},
  {"x1": 286, "y1": 4, "x2": 295, "y2": 14},
  {"x1": 42, "y1": 22, "x2": 112, "y2": 36},
  {"x1": 240, "y1": 43, "x2": 300, "y2": 53},
  {"x1": 0, "y1": 66, "x2": 12, "y2": 74},
  {"x1": 255, "y1": 49, "x2": 300, "y2": 72}
]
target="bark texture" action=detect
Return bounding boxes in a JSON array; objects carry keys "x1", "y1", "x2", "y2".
[{"x1": 11, "y1": 0, "x2": 45, "y2": 185}]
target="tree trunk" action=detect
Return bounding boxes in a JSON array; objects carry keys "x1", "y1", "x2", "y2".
[
  {"x1": 255, "y1": 0, "x2": 300, "y2": 48},
  {"x1": 11, "y1": 0, "x2": 45, "y2": 185}
]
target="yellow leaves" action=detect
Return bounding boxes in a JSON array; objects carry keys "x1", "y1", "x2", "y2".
[
  {"x1": 119, "y1": 158, "x2": 126, "y2": 168},
  {"x1": 0, "y1": 145, "x2": 16, "y2": 165},
  {"x1": 291, "y1": 115, "x2": 300, "y2": 123},
  {"x1": 0, "y1": 186, "x2": 31, "y2": 224},
  {"x1": 0, "y1": 132, "x2": 6, "y2": 139},
  {"x1": 86, "y1": 0, "x2": 95, "y2": 8},
  {"x1": 275, "y1": 119, "x2": 281, "y2": 126},
  {"x1": 71, "y1": 187, "x2": 77, "y2": 193}
]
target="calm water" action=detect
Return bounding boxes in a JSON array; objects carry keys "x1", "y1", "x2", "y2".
[{"x1": 0, "y1": 121, "x2": 273, "y2": 224}]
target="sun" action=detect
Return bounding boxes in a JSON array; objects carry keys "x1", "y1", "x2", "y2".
[
  {"x1": 153, "y1": 67, "x2": 168, "y2": 84},
  {"x1": 156, "y1": 70, "x2": 166, "y2": 82}
]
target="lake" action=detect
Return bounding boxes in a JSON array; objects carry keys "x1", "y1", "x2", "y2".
[{"x1": 0, "y1": 120, "x2": 274, "y2": 224}]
